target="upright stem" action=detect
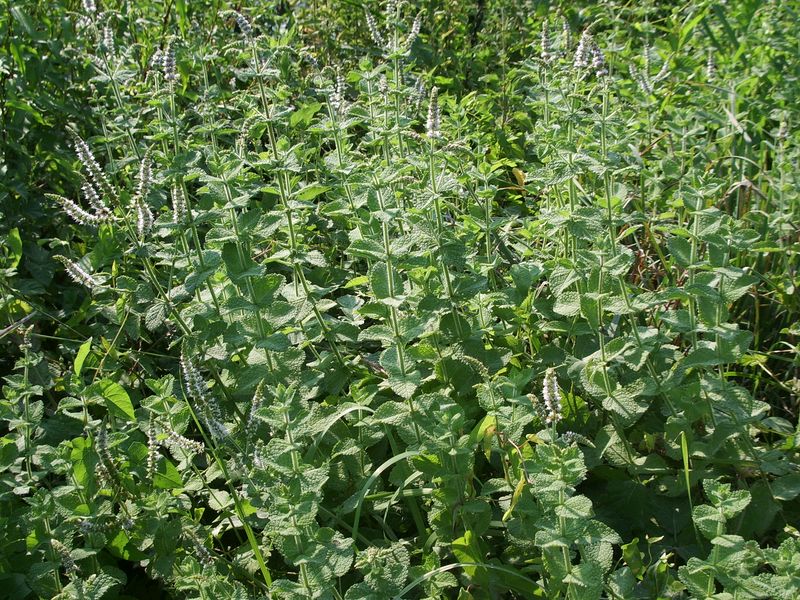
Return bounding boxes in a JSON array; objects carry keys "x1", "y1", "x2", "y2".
[
  {"x1": 164, "y1": 76, "x2": 224, "y2": 319},
  {"x1": 43, "y1": 518, "x2": 63, "y2": 593},
  {"x1": 429, "y1": 138, "x2": 462, "y2": 337},
  {"x1": 557, "y1": 487, "x2": 573, "y2": 599},
  {"x1": 98, "y1": 49, "x2": 141, "y2": 161},
  {"x1": 283, "y1": 412, "x2": 313, "y2": 593},
  {"x1": 542, "y1": 67, "x2": 550, "y2": 127},
  {"x1": 600, "y1": 80, "x2": 615, "y2": 251},
  {"x1": 244, "y1": 35, "x2": 342, "y2": 363},
  {"x1": 391, "y1": 4, "x2": 404, "y2": 158},
  {"x1": 21, "y1": 352, "x2": 33, "y2": 482}
]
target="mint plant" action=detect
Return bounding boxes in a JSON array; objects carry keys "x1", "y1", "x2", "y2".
[{"x1": 1, "y1": 0, "x2": 799, "y2": 598}]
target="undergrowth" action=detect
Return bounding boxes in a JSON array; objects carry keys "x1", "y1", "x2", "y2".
[{"x1": 1, "y1": 0, "x2": 799, "y2": 598}]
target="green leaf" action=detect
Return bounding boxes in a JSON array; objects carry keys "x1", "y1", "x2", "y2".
[
  {"x1": 678, "y1": 558, "x2": 716, "y2": 597},
  {"x1": 175, "y1": 0, "x2": 188, "y2": 33},
  {"x1": 679, "y1": 7, "x2": 709, "y2": 48},
  {"x1": 5, "y1": 228, "x2": 23, "y2": 268},
  {"x1": 70, "y1": 437, "x2": 91, "y2": 487},
  {"x1": 668, "y1": 236, "x2": 693, "y2": 268},
  {"x1": 702, "y1": 479, "x2": 751, "y2": 518},
  {"x1": 608, "y1": 567, "x2": 637, "y2": 599},
  {"x1": 563, "y1": 561, "x2": 603, "y2": 599},
  {"x1": 145, "y1": 301, "x2": 168, "y2": 331},
  {"x1": 344, "y1": 275, "x2": 369, "y2": 288},
  {"x1": 358, "y1": 542, "x2": 409, "y2": 595},
  {"x1": 373, "y1": 401, "x2": 410, "y2": 426},
  {"x1": 693, "y1": 504, "x2": 725, "y2": 540},
  {"x1": 772, "y1": 474, "x2": 800, "y2": 502},
  {"x1": 108, "y1": 530, "x2": 147, "y2": 561},
  {"x1": 290, "y1": 102, "x2": 322, "y2": 127},
  {"x1": 60, "y1": 572, "x2": 122, "y2": 599},
  {"x1": 295, "y1": 183, "x2": 330, "y2": 201},
  {"x1": 459, "y1": 500, "x2": 492, "y2": 536},
  {"x1": 95, "y1": 380, "x2": 135, "y2": 421},
  {"x1": 74, "y1": 337, "x2": 93, "y2": 376},
  {"x1": 469, "y1": 415, "x2": 498, "y2": 459},
  {"x1": 553, "y1": 292, "x2": 581, "y2": 316},
  {"x1": 0, "y1": 436, "x2": 20, "y2": 471},
  {"x1": 556, "y1": 495, "x2": 593, "y2": 520},
  {"x1": 347, "y1": 238, "x2": 386, "y2": 261},
  {"x1": 621, "y1": 538, "x2": 644, "y2": 577},
  {"x1": 601, "y1": 381, "x2": 649, "y2": 427},
  {"x1": 153, "y1": 458, "x2": 183, "y2": 489},
  {"x1": 369, "y1": 261, "x2": 405, "y2": 300},
  {"x1": 451, "y1": 530, "x2": 488, "y2": 585},
  {"x1": 317, "y1": 528, "x2": 354, "y2": 577},
  {"x1": 222, "y1": 242, "x2": 261, "y2": 282},
  {"x1": 386, "y1": 372, "x2": 421, "y2": 399},
  {"x1": 344, "y1": 450, "x2": 420, "y2": 541},
  {"x1": 10, "y1": 8, "x2": 38, "y2": 40}
]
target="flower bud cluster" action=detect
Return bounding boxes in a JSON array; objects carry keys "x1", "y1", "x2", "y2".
[
  {"x1": 96, "y1": 426, "x2": 117, "y2": 476},
  {"x1": 405, "y1": 12, "x2": 422, "y2": 50},
  {"x1": 541, "y1": 20, "x2": 553, "y2": 65},
  {"x1": 135, "y1": 152, "x2": 154, "y2": 237},
  {"x1": 630, "y1": 44, "x2": 670, "y2": 95},
  {"x1": 162, "y1": 41, "x2": 177, "y2": 82},
  {"x1": 591, "y1": 44, "x2": 608, "y2": 77},
  {"x1": 426, "y1": 86, "x2": 441, "y2": 139},
  {"x1": 70, "y1": 130, "x2": 116, "y2": 202},
  {"x1": 20, "y1": 325, "x2": 34, "y2": 351},
  {"x1": 246, "y1": 381, "x2": 265, "y2": 441},
  {"x1": 542, "y1": 368, "x2": 562, "y2": 425},
  {"x1": 574, "y1": 30, "x2": 591, "y2": 69},
  {"x1": 79, "y1": 513, "x2": 136, "y2": 536},
  {"x1": 94, "y1": 426, "x2": 125, "y2": 495},
  {"x1": 411, "y1": 76, "x2": 426, "y2": 112},
  {"x1": 330, "y1": 69, "x2": 346, "y2": 114},
  {"x1": 150, "y1": 49, "x2": 163, "y2": 70},
  {"x1": 574, "y1": 30, "x2": 608, "y2": 78},
  {"x1": 561, "y1": 18, "x2": 571, "y2": 56},
  {"x1": 102, "y1": 25, "x2": 114, "y2": 56},
  {"x1": 234, "y1": 12, "x2": 252, "y2": 38},
  {"x1": 167, "y1": 430, "x2": 205, "y2": 455},
  {"x1": 188, "y1": 532, "x2": 215, "y2": 567},
  {"x1": 630, "y1": 64, "x2": 653, "y2": 94},
  {"x1": 706, "y1": 50, "x2": 716, "y2": 81},
  {"x1": 181, "y1": 351, "x2": 210, "y2": 407},
  {"x1": 83, "y1": 182, "x2": 112, "y2": 218},
  {"x1": 560, "y1": 430, "x2": 578, "y2": 444},
  {"x1": 378, "y1": 75, "x2": 389, "y2": 103},
  {"x1": 119, "y1": 517, "x2": 135, "y2": 532},
  {"x1": 48, "y1": 193, "x2": 104, "y2": 226},
  {"x1": 51, "y1": 539, "x2": 79, "y2": 574},
  {"x1": 53, "y1": 256, "x2": 101, "y2": 289},
  {"x1": 180, "y1": 351, "x2": 228, "y2": 442},
  {"x1": 171, "y1": 184, "x2": 187, "y2": 224},
  {"x1": 366, "y1": 10, "x2": 385, "y2": 47},
  {"x1": 146, "y1": 418, "x2": 158, "y2": 479}
]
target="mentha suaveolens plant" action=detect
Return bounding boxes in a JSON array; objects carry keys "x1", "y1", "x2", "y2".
[{"x1": 6, "y1": 1, "x2": 796, "y2": 599}]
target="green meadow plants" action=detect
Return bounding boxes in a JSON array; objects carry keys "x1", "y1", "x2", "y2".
[{"x1": 1, "y1": 0, "x2": 799, "y2": 598}]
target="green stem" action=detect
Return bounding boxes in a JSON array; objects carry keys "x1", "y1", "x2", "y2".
[{"x1": 186, "y1": 404, "x2": 273, "y2": 587}]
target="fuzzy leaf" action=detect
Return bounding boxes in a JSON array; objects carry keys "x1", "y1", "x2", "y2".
[
  {"x1": 153, "y1": 458, "x2": 183, "y2": 489},
  {"x1": 94, "y1": 380, "x2": 135, "y2": 421},
  {"x1": 369, "y1": 261, "x2": 405, "y2": 301}
]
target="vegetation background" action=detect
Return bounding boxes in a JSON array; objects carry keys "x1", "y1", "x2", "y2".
[{"x1": 1, "y1": 0, "x2": 798, "y2": 598}]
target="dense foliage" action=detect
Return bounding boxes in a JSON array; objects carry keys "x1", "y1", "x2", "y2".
[{"x1": 1, "y1": 0, "x2": 799, "y2": 598}]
